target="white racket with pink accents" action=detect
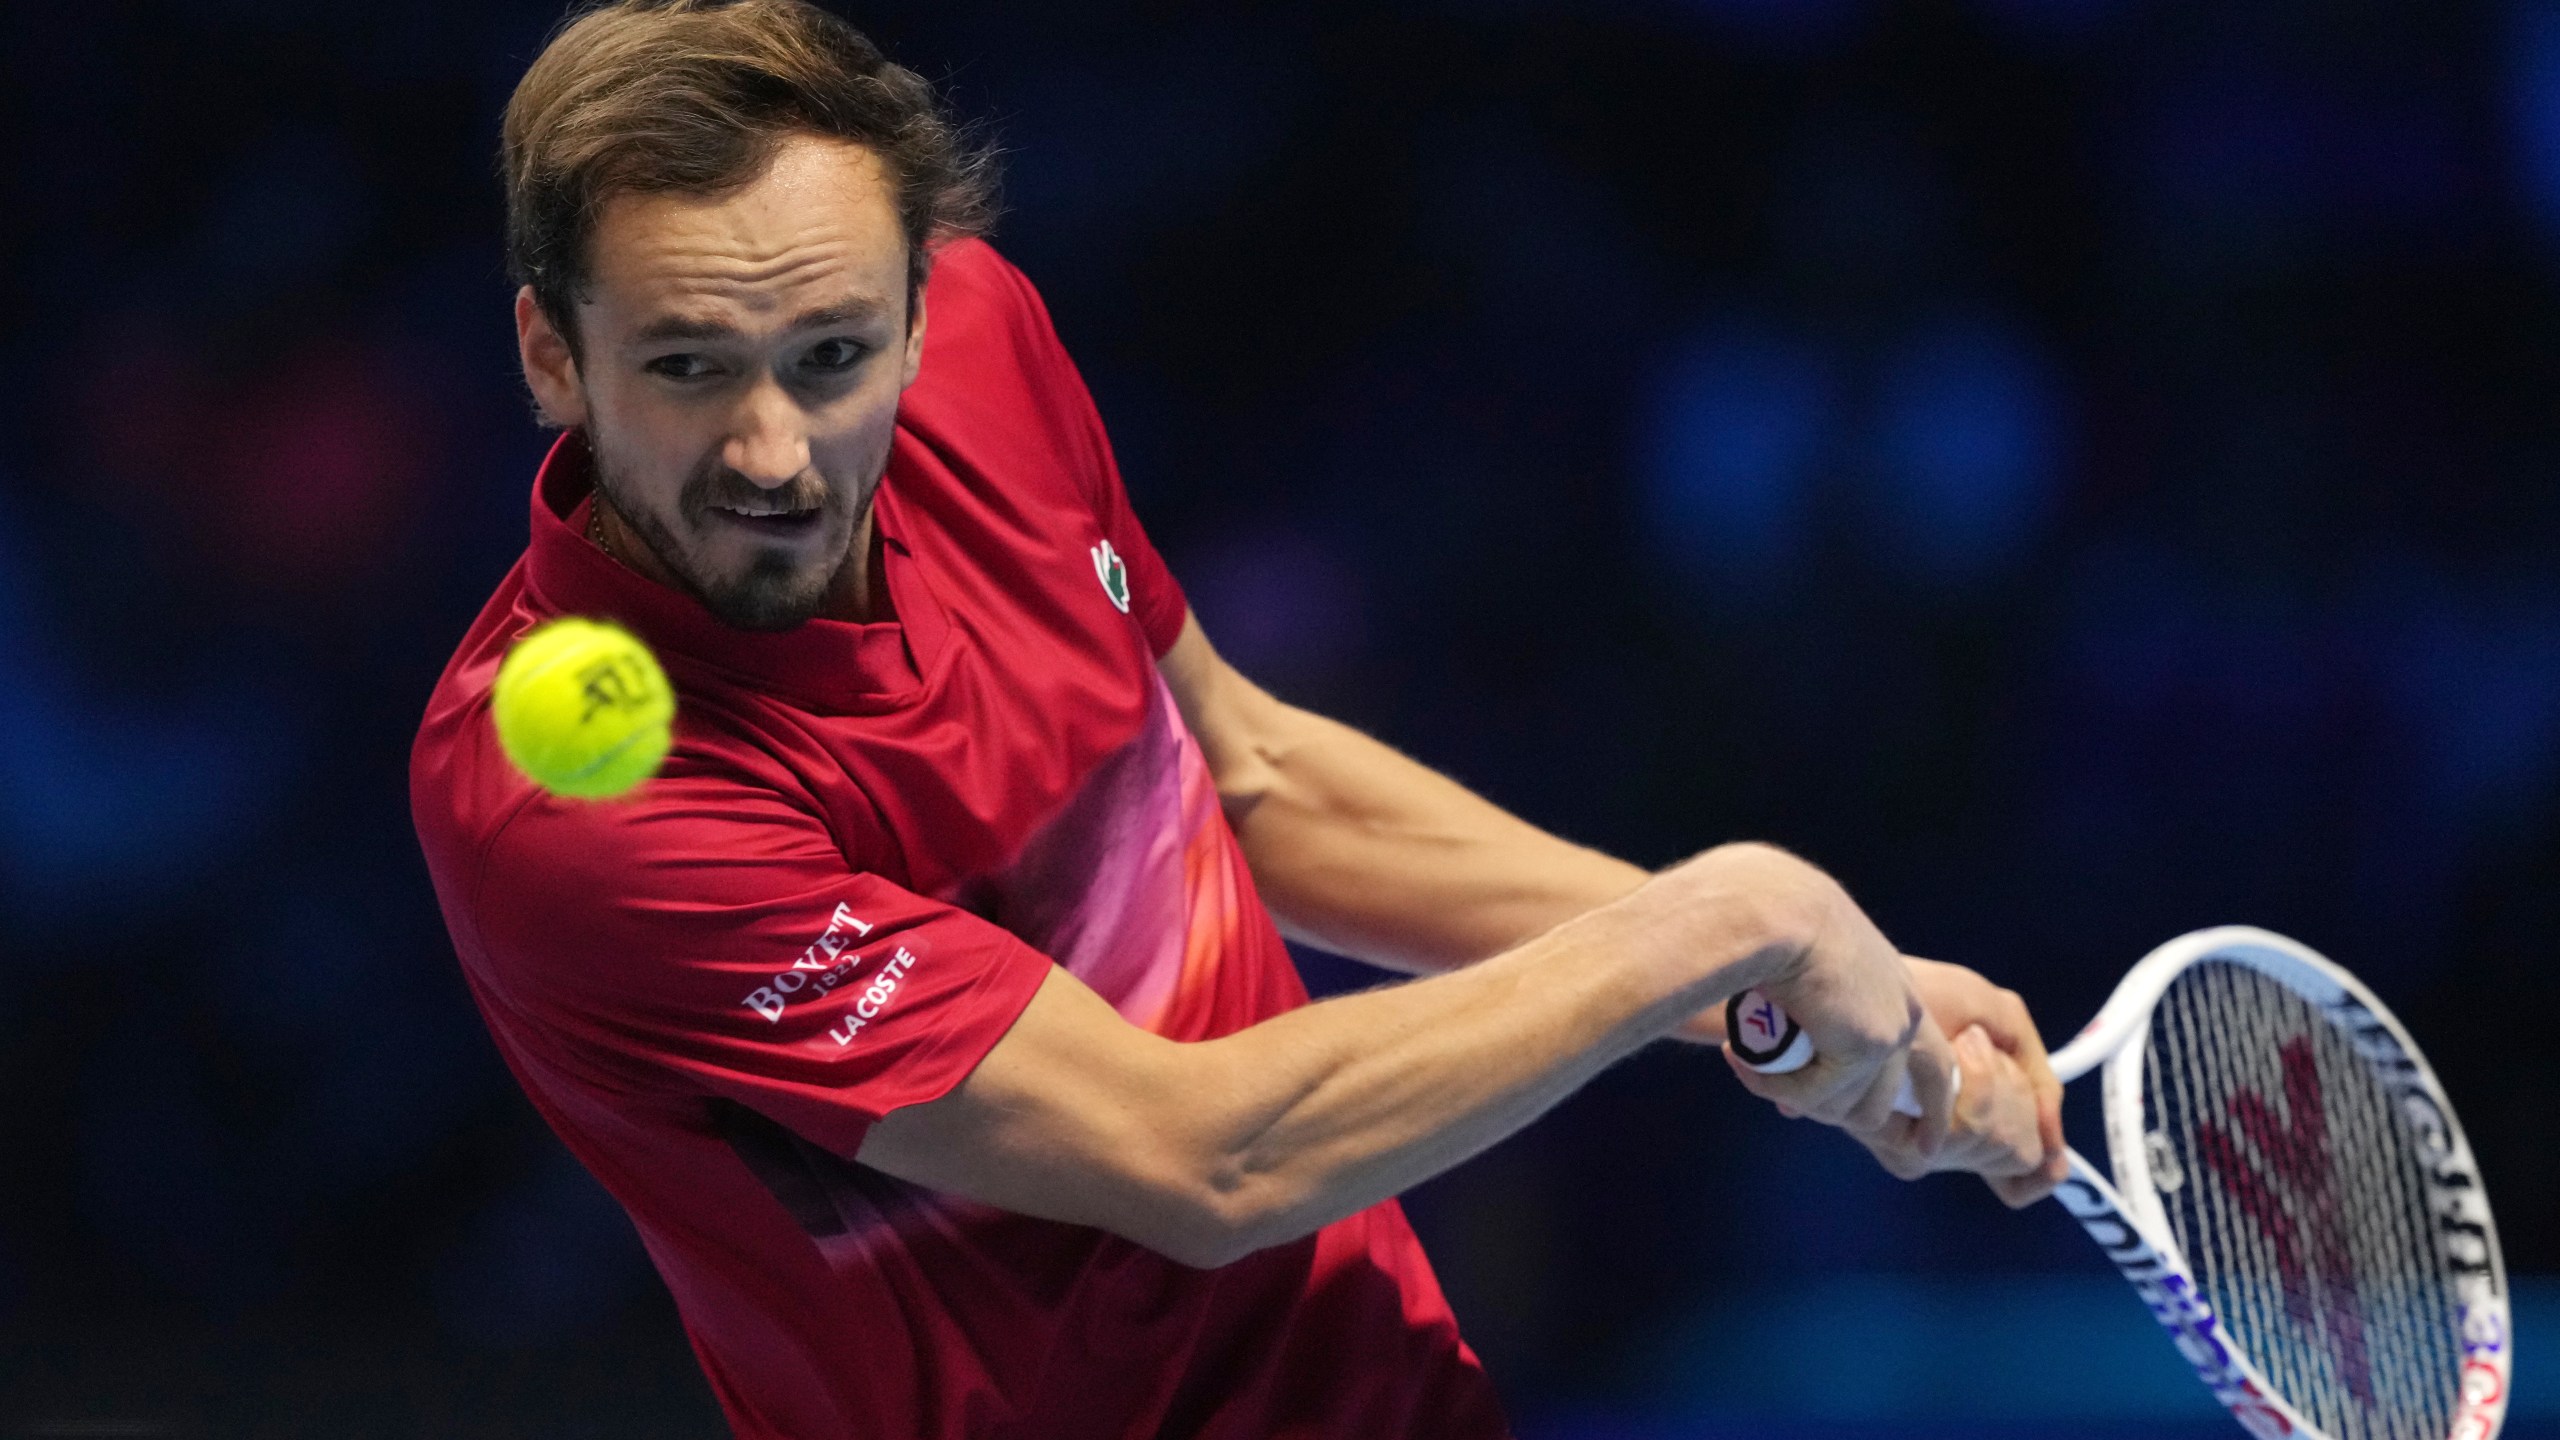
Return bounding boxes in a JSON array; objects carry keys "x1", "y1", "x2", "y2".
[{"x1": 1726, "y1": 925, "x2": 2510, "y2": 1440}]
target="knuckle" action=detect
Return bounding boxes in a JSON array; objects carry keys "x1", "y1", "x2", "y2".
[{"x1": 1887, "y1": 1011, "x2": 1924, "y2": 1055}]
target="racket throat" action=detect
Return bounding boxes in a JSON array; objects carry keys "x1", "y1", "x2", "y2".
[{"x1": 2052, "y1": 1155, "x2": 2306, "y2": 1439}]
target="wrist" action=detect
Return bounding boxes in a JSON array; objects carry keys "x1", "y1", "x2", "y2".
[
  {"x1": 1688, "y1": 841, "x2": 1836, "y2": 989},
  {"x1": 1584, "y1": 841, "x2": 1836, "y2": 1028}
]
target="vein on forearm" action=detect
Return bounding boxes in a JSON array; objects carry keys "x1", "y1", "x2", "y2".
[{"x1": 1179, "y1": 895, "x2": 1745, "y2": 1244}]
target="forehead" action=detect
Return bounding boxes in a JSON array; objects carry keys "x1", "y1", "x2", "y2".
[{"x1": 584, "y1": 134, "x2": 906, "y2": 331}]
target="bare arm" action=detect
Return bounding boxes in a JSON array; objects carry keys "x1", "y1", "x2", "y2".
[
  {"x1": 1154, "y1": 610, "x2": 2066, "y2": 1200},
  {"x1": 857, "y1": 842, "x2": 1951, "y2": 1267},
  {"x1": 1157, "y1": 610, "x2": 1648, "y2": 976}
]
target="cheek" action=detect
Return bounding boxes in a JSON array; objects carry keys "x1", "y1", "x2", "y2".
[
  {"x1": 590, "y1": 388, "x2": 709, "y2": 493},
  {"x1": 811, "y1": 389, "x2": 905, "y2": 478}
]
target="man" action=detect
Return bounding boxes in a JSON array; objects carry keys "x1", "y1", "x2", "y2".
[{"x1": 411, "y1": 2, "x2": 2068, "y2": 1436}]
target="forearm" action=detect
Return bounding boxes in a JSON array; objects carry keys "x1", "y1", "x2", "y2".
[
  {"x1": 1181, "y1": 845, "x2": 1803, "y2": 1255},
  {"x1": 862, "y1": 840, "x2": 1925, "y2": 1265}
]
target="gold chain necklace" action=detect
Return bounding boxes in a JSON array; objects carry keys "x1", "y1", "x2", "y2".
[{"x1": 587, "y1": 497, "x2": 616, "y2": 562}]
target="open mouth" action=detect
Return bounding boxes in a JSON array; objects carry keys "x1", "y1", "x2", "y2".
[{"x1": 707, "y1": 504, "x2": 825, "y2": 538}]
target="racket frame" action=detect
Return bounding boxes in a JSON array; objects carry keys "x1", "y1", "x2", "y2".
[{"x1": 2051, "y1": 926, "x2": 2510, "y2": 1440}]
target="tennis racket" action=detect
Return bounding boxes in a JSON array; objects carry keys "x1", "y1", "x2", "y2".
[{"x1": 1724, "y1": 925, "x2": 2509, "y2": 1440}]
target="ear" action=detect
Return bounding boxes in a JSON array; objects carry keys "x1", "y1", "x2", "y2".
[
  {"x1": 516, "y1": 286, "x2": 589, "y2": 429},
  {"x1": 899, "y1": 279, "x2": 930, "y2": 391}
]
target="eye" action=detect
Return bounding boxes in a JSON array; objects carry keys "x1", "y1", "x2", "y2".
[
  {"x1": 804, "y1": 338, "x2": 867, "y2": 373},
  {"x1": 644, "y1": 353, "x2": 717, "y2": 380}
]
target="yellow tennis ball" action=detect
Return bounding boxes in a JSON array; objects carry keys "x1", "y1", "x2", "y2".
[{"x1": 490, "y1": 616, "x2": 675, "y2": 799}]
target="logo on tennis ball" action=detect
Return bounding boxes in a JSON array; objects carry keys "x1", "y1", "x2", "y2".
[{"x1": 491, "y1": 616, "x2": 675, "y2": 799}]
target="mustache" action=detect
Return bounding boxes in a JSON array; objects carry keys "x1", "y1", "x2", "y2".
[{"x1": 680, "y1": 464, "x2": 831, "y2": 518}]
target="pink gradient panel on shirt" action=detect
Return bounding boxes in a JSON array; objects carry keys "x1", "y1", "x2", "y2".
[{"x1": 957, "y1": 674, "x2": 1239, "y2": 1033}]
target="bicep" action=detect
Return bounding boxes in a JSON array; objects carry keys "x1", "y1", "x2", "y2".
[
  {"x1": 1155, "y1": 610, "x2": 1649, "y2": 974},
  {"x1": 856, "y1": 964, "x2": 1223, "y2": 1260},
  {"x1": 1155, "y1": 607, "x2": 1305, "y2": 816}
]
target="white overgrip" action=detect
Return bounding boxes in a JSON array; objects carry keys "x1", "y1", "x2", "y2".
[{"x1": 1722, "y1": 988, "x2": 1953, "y2": 1116}]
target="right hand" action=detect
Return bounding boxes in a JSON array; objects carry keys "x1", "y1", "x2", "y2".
[
  {"x1": 1708, "y1": 851, "x2": 1958, "y2": 1160},
  {"x1": 1895, "y1": 959, "x2": 2067, "y2": 1207},
  {"x1": 1877, "y1": 1024, "x2": 2060, "y2": 1208}
]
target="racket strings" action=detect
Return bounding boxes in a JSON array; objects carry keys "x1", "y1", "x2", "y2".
[{"x1": 2144, "y1": 961, "x2": 2461, "y2": 1440}]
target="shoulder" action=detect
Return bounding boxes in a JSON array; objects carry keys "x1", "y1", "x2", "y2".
[
  {"x1": 906, "y1": 241, "x2": 1093, "y2": 435},
  {"x1": 472, "y1": 772, "x2": 843, "y2": 961},
  {"x1": 919, "y1": 237, "x2": 1054, "y2": 344},
  {"x1": 410, "y1": 613, "x2": 844, "y2": 996},
  {"x1": 898, "y1": 240, "x2": 1127, "y2": 543},
  {"x1": 410, "y1": 593, "x2": 540, "y2": 923}
]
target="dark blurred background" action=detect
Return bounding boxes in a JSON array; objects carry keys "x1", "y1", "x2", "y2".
[{"x1": 2, "y1": 0, "x2": 2556, "y2": 1435}]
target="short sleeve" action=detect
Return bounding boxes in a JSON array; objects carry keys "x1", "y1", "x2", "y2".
[
  {"x1": 465, "y1": 775, "x2": 1054, "y2": 1160},
  {"x1": 941, "y1": 240, "x2": 1190, "y2": 657}
]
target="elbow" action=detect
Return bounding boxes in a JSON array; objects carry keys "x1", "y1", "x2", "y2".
[
  {"x1": 1103, "y1": 1049, "x2": 1321, "y2": 1269},
  {"x1": 1144, "y1": 1170, "x2": 1304, "y2": 1271},
  {"x1": 1151, "y1": 1220, "x2": 1255, "y2": 1272}
]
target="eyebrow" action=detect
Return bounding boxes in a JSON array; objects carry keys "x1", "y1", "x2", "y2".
[{"x1": 631, "y1": 295, "x2": 894, "y2": 345}]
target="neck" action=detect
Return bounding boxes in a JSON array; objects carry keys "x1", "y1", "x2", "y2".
[{"x1": 824, "y1": 504, "x2": 888, "y2": 623}]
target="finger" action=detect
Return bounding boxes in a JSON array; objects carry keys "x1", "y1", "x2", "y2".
[
  {"x1": 1949, "y1": 1025, "x2": 1995, "y2": 1129},
  {"x1": 1936, "y1": 1028, "x2": 2000, "y2": 1171},
  {"x1": 1988, "y1": 1163, "x2": 2064, "y2": 1209},
  {"x1": 1964, "y1": 1015, "x2": 2067, "y2": 1189},
  {"x1": 2030, "y1": 1034, "x2": 2066, "y2": 1177},
  {"x1": 1899, "y1": 1012, "x2": 1957, "y2": 1160},
  {"x1": 1926, "y1": 971, "x2": 2040, "y2": 1061},
  {"x1": 1838, "y1": 1044, "x2": 1915, "y2": 1133},
  {"x1": 1826, "y1": 988, "x2": 1934, "y2": 1133},
  {"x1": 1726, "y1": 1036, "x2": 1870, "y2": 1126},
  {"x1": 1723, "y1": 1045, "x2": 1847, "y2": 1119},
  {"x1": 1854, "y1": 1125, "x2": 1929, "y2": 1182},
  {"x1": 1942, "y1": 1030, "x2": 2045, "y2": 1178},
  {"x1": 1910, "y1": 965, "x2": 2059, "y2": 1090},
  {"x1": 2022, "y1": 1034, "x2": 2065, "y2": 1169},
  {"x1": 2036, "y1": 1087, "x2": 2066, "y2": 1174},
  {"x1": 1985, "y1": 985, "x2": 2044, "y2": 1059}
]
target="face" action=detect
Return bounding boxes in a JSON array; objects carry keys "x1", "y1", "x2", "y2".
[{"x1": 516, "y1": 134, "x2": 926, "y2": 631}]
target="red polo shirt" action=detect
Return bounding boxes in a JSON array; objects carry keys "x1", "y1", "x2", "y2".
[{"x1": 410, "y1": 241, "x2": 1510, "y2": 1439}]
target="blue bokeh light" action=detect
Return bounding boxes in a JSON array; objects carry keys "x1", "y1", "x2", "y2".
[
  {"x1": 0, "y1": 504, "x2": 302, "y2": 923},
  {"x1": 2510, "y1": 0, "x2": 2560, "y2": 238},
  {"x1": 1638, "y1": 322, "x2": 1837, "y2": 598},
  {"x1": 1861, "y1": 316, "x2": 2066, "y2": 584}
]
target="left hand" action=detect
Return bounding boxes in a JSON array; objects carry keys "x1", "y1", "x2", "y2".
[{"x1": 1686, "y1": 956, "x2": 2069, "y2": 1207}]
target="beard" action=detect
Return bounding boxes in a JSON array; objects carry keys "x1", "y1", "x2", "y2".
[{"x1": 589, "y1": 430, "x2": 879, "y2": 633}]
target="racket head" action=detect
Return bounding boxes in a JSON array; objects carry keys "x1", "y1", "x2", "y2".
[{"x1": 2090, "y1": 927, "x2": 2509, "y2": 1440}]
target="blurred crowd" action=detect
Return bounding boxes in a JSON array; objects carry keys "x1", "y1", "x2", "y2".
[{"x1": 2, "y1": 0, "x2": 2556, "y2": 1430}]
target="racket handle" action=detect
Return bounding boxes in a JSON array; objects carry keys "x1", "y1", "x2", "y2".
[{"x1": 1723, "y1": 988, "x2": 1952, "y2": 1118}]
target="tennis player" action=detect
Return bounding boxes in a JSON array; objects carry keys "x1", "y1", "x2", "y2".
[{"x1": 410, "y1": 3, "x2": 2068, "y2": 1435}]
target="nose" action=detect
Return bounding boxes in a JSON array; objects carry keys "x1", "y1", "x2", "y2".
[{"x1": 722, "y1": 373, "x2": 812, "y2": 488}]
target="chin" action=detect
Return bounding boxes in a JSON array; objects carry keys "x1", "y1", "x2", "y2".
[
  {"x1": 665, "y1": 546, "x2": 826, "y2": 630},
  {"x1": 701, "y1": 578, "x2": 832, "y2": 632}
]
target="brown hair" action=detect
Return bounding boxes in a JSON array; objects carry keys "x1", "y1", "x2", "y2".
[{"x1": 501, "y1": 0, "x2": 997, "y2": 357}]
